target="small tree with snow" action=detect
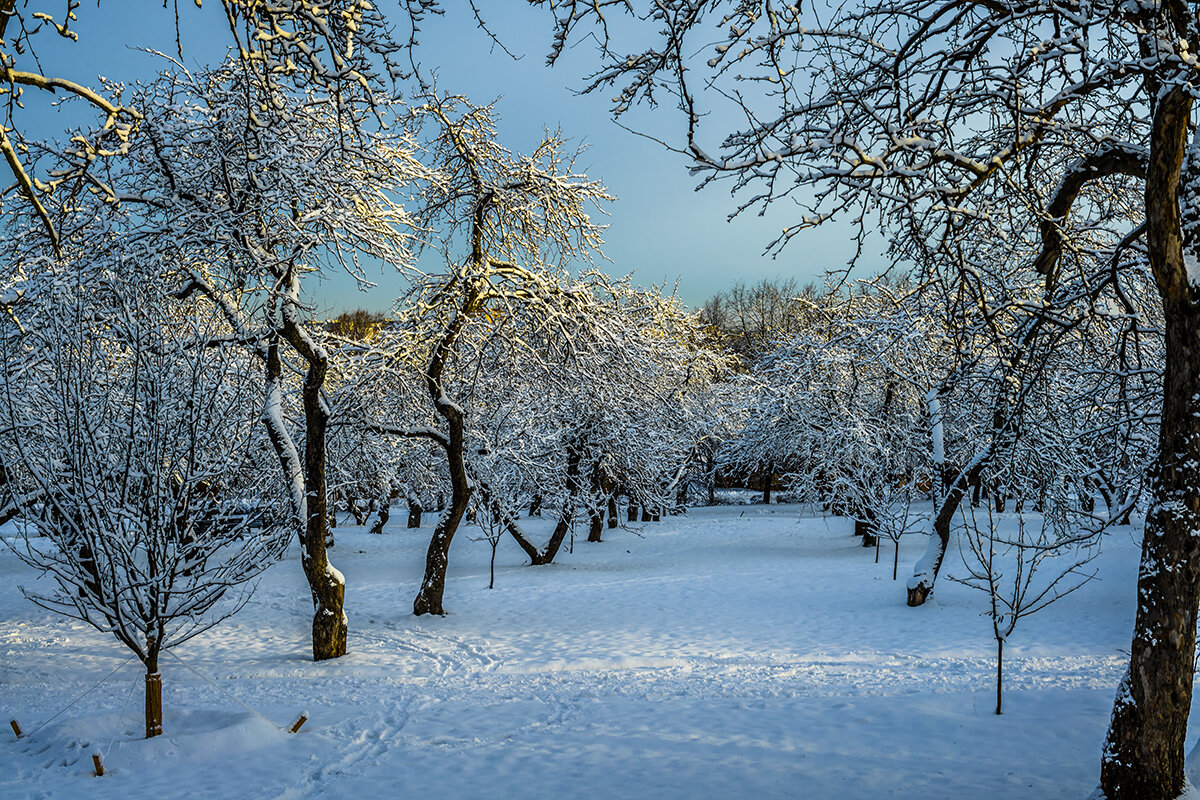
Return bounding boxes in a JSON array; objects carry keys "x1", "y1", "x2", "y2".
[
  {"x1": 1, "y1": 243, "x2": 289, "y2": 738},
  {"x1": 951, "y1": 498, "x2": 1097, "y2": 715}
]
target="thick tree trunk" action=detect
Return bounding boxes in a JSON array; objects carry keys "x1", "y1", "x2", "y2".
[
  {"x1": 1102, "y1": 86, "x2": 1200, "y2": 800},
  {"x1": 294, "y1": 338, "x2": 346, "y2": 659},
  {"x1": 628, "y1": 500, "x2": 639, "y2": 522},
  {"x1": 607, "y1": 495, "x2": 619, "y2": 529},
  {"x1": 854, "y1": 517, "x2": 877, "y2": 548},
  {"x1": 264, "y1": 335, "x2": 346, "y2": 661},
  {"x1": 407, "y1": 500, "x2": 423, "y2": 529},
  {"x1": 369, "y1": 495, "x2": 391, "y2": 535}
]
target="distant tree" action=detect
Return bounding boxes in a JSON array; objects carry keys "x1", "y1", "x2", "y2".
[
  {"x1": 699, "y1": 277, "x2": 812, "y2": 361},
  {"x1": 328, "y1": 310, "x2": 388, "y2": 342}
]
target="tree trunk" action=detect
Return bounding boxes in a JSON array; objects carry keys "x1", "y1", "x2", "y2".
[
  {"x1": 144, "y1": 670, "x2": 163, "y2": 739},
  {"x1": 529, "y1": 495, "x2": 542, "y2": 517},
  {"x1": 628, "y1": 500, "x2": 639, "y2": 522},
  {"x1": 707, "y1": 453, "x2": 716, "y2": 505},
  {"x1": 293, "y1": 336, "x2": 345, "y2": 659},
  {"x1": 413, "y1": 409, "x2": 470, "y2": 615},
  {"x1": 641, "y1": 505, "x2": 652, "y2": 522},
  {"x1": 588, "y1": 506, "x2": 604, "y2": 542},
  {"x1": 906, "y1": 452, "x2": 984, "y2": 606},
  {"x1": 1102, "y1": 85, "x2": 1200, "y2": 800},
  {"x1": 762, "y1": 463, "x2": 773, "y2": 505},
  {"x1": 995, "y1": 637, "x2": 1003, "y2": 716},
  {"x1": 607, "y1": 494, "x2": 619, "y2": 529},
  {"x1": 264, "y1": 335, "x2": 346, "y2": 661},
  {"x1": 407, "y1": 500, "x2": 423, "y2": 529},
  {"x1": 369, "y1": 495, "x2": 391, "y2": 535},
  {"x1": 854, "y1": 517, "x2": 877, "y2": 548}
]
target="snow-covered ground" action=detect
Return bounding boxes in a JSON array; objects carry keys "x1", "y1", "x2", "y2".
[{"x1": 0, "y1": 503, "x2": 1189, "y2": 799}]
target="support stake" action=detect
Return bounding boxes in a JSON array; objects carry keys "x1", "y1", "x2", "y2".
[
  {"x1": 92, "y1": 752, "x2": 105, "y2": 777},
  {"x1": 10, "y1": 719, "x2": 22, "y2": 738},
  {"x1": 289, "y1": 712, "x2": 308, "y2": 734}
]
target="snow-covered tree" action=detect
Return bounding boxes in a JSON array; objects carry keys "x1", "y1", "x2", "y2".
[
  {"x1": 525, "y1": 5, "x2": 1195, "y2": 791},
  {"x1": 0, "y1": 217, "x2": 288, "y2": 738},
  {"x1": 366, "y1": 93, "x2": 611, "y2": 615},
  {"x1": 99, "y1": 57, "x2": 425, "y2": 660}
]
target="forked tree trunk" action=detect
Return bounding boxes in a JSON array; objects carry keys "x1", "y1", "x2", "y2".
[
  {"x1": 1101, "y1": 85, "x2": 1200, "y2": 800},
  {"x1": 503, "y1": 447, "x2": 582, "y2": 565}
]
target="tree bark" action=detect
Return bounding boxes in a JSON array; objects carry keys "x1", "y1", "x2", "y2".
[
  {"x1": 144, "y1": 671, "x2": 163, "y2": 739},
  {"x1": 1102, "y1": 85, "x2": 1200, "y2": 800},
  {"x1": 284, "y1": 328, "x2": 346, "y2": 659},
  {"x1": 413, "y1": 408, "x2": 471, "y2": 615},
  {"x1": 263, "y1": 335, "x2": 346, "y2": 661},
  {"x1": 607, "y1": 494, "x2": 619, "y2": 529}
]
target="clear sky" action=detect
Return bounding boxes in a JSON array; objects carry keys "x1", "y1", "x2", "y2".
[{"x1": 16, "y1": 2, "x2": 888, "y2": 313}]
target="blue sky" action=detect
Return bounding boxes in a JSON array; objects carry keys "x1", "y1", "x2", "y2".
[{"x1": 17, "y1": 2, "x2": 888, "y2": 313}]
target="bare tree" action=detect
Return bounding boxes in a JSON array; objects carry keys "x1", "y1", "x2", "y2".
[
  {"x1": 0, "y1": 234, "x2": 288, "y2": 738},
  {"x1": 952, "y1": 496, "x2": 1098, "y2": 716}
]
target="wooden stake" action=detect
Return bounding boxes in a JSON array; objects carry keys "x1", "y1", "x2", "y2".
[
  {"x1": 92, "y1": 753, "x2": 105, "y2": 777},
  {"x1": 9, "y1": 719, "x2": 22, "y2": 738},
  {"x1": 288, "y1": 712, "x2": 308, "y2": 734}
]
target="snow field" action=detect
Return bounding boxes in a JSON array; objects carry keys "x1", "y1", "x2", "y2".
[{"x1": 0, "y1": 503, "x2": 1187, "y2": 798}]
